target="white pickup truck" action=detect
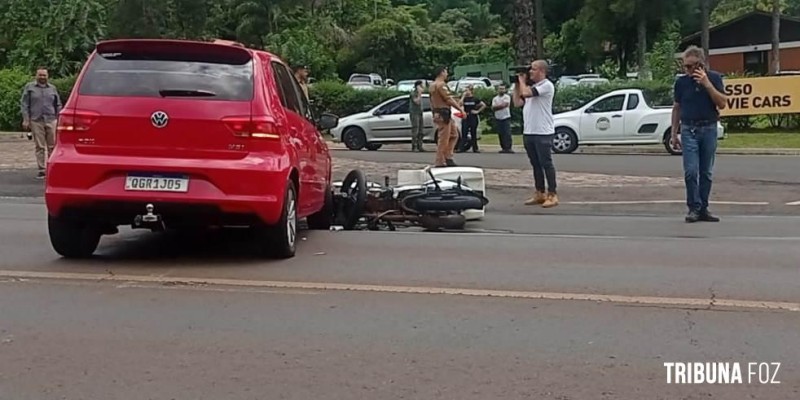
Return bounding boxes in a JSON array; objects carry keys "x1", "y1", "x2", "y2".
[{"x1": 552, "y1": 89, "x2": 726, "y2": 155}]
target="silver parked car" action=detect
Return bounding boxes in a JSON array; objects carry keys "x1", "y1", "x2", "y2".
[{"x1": 330, "y1": 94, "x2": 465, "y2": 150}]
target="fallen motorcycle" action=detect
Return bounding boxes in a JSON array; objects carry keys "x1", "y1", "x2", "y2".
[{"x1": 331, "y1": 167, "x2": 489, "y2": 231}]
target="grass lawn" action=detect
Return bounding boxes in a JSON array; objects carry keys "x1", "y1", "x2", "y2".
[
  {"x1": 475, "y1": 131, "x2": 800, "y2": 149},
  {"x1": 718, "y1": 133, "x2": 800, "y2": 148}
]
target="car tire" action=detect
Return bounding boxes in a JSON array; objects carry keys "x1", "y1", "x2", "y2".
[
  {"x1": 261, "y1": 182, "x2": 298, "y2": 259},
  {"x1": 307, "y1": 184, "x2": 333, "y2": 230},
  {"x1": 664, "y1": 130, "x2": 682, "y2": 156},
  {"x1": 342, "y1": 127, "x2": 367, "y2": 150},
  {"x1": 338, "y1": 169, "x2": 367, "y2": 230},
  {"x1": 420, "y1": 214, "x2": 467, "y2": 231},
  {"x1": 48, "y1": 215, "x2": 102, "y2": 258},
  {"x1": 365, "y1": 143, "x2": 383, "y2": 151},
  {"x1": 412, "y1": 195, "x2": 484, "y2": 212},
  {"x1": 552, "y1": 127, "x2": 578, "y2": 154}
]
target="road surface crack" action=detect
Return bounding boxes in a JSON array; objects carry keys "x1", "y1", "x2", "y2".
[
  {"x1": 684, "y1": 311, "x2": 699, "y2": 347},
  {"x1": 708, "y1": 285, "x2": 717, "y2": 309}
]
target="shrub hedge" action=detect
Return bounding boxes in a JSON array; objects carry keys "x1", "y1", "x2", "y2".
[
  {"x1": 0, "y1": 69, "x2": 77, "y2": 131},
  {"x1": 1, "y1": 69, "x2": 797, "y2": 134},
  {"x1": 309, "y1": 79, "x2": 675, "y2": 135}
]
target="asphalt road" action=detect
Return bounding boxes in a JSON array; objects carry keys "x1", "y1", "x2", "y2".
[
  {"x1": 1, "y1": 199, "x2": 798, "y2": 399},
  {"x1": 334, "y1": 148, "x2": 800, "y2": 183},
  {"x1": 333, "y1": 150, "x2": 800, "y2": 215},
  {"x1": 4, "y1": 151, "x2": 800, "y2": 216}
]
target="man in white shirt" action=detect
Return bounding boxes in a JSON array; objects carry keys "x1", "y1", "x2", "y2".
[
  {"x1": 513, "y1": 60, "x2": 558, "y2": 208},
  {"x1": 491, "y1": 84, "x2": 513, "y2": 153}
]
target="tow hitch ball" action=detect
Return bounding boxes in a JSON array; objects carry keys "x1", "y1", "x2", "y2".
[{"x1": 133, "y1": 203, "x2": 165, "y2": 231}]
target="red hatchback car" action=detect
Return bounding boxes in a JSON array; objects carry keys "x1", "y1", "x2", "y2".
[{"x1": 45, "y1": 39, "x2": 338, "y2": 259}]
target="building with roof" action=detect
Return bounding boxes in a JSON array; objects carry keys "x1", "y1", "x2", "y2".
[{"x1": 678, "y1": 11, "x2": 800, "y2": 75}]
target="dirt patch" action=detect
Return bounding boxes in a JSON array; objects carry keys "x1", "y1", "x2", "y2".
[{"x1": 0, "y1": 141, "x2": 36, "y2": 170}]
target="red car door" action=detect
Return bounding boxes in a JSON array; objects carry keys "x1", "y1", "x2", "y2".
[
  {"x1": 268, "y1": 61, "x2": 321, "y2": 216},
  {"x1": 281, "y1": 65, "x2": 331, "y2": 197}
]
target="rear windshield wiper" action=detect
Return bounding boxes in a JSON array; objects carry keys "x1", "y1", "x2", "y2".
[{"x1": 158, "y1": 89, "x2": 217, "y2": 97}]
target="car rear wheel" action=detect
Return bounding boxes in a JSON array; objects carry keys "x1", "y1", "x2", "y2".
[
  {"x1": 48, "y1": 215, "x2": 102, "y2": 258},
  {"x1": 342, "y1": 127, "x2": 367, "y2": 150},
  {"x1": 664, "y1": 130, "x2": 682, "y2": 155},
  {"x1": 258, "y1": 183, "x2": 298, "y2": 259},
  {"x1": 552, "y1": 128, "x2": 578, "y2": 154},
  {"x1": 365, "y1": 143, "x2": 383, "y2": 151}
]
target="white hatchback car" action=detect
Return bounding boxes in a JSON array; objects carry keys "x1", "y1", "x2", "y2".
[{"x1": 331, "y1": 94, "x2": 465, "y2": 150}]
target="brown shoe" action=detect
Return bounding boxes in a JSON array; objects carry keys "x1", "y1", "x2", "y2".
[
  {"x1": 542, "y1": 192, "x2": 559, "y2": 208},
  {"x1": 525, "y1": 191, "x2": 546, "y2": 205}
]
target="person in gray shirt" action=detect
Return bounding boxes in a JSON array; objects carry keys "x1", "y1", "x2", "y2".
[{"x1": 20, "y1": 67, "x2": 62, "y2": 179}]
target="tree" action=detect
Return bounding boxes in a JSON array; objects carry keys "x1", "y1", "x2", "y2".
[
  {"x1": 265, "y1": 27, "x2": 338, "y2": 79},
  {"x1": 701, "y1": 0, "x2": 712, "y2": 63},
  {"x1": 771, "y1": 0, "x2": 781, "y2": 74},
  {"x1": 511, "y1": 0, "x2": 536, "y2": 64},
  {"x1": 108, "y1": 0, "x2": 169, "y2": 38},
  {"x1": 347, "y1": 18, "x2": 421, "y2": 78},
  {"x1": 545, "y1": 19, "x2": 589, "y2": 73},
  {"x1": 3, "y1": 0, "x2": 108, "y2": 76},
  {"x1": 711, "y1": 0, "x2": 786, "y2": 23},
  {"x1": 645, "y1": 20, "x2": 682, "y2": 81},
  {"x1": 637, "y1": 1, "x2": 647, "y2": 77},
  {"x1": 535, "y1": 0, "x2": 544, "y2": 58}
]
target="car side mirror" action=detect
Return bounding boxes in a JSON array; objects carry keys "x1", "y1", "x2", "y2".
[
  {"x1": 585, "y1": 107, "x2": 595, "y2": 113},
  {"x1": 316, "y1": 113, "x2": 339, "y2": 131},
  {"x1": 372, "y1": 109, "x2": 383, "y2": 116}
]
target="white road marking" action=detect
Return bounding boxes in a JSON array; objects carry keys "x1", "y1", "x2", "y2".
[
  {"x1": 710, "y1": 201, "x2": 771, "y2": 205},
  {"x1": 0, "y1": 270, "x2": 797, "y2": 312},
  {"x1": 378, "y1": 229, "x2": 800, "y2": 242},
  {"x1": 564, "y1": 200, "x2": 770, "y2": 205},
  {"x1": 786, "y1": 200, "x2": 800, "y2": 206},
  {"x1": 564, "y1": 200, "x2": 684, "y2": 205}
]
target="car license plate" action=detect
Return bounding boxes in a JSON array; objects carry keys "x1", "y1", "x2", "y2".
[{"x1": 125, "y1": 174, "x2": 189, "y2": 192}]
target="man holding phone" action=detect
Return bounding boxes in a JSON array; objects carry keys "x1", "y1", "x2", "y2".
[
  {"x1": 671, "y1": 46, "x2": 728, "y2": 223},
  {"x1": 514, "y1": 60, "x2": 558, "y2": 208}
]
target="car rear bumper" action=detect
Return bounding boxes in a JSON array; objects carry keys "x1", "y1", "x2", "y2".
[{"x1": 45, "y1": 147, "x2": 290, "y2": 226}]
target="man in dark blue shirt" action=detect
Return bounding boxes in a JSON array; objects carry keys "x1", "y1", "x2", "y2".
[{"x1": 671, "y1": 46, "x2": 728, "y2": 223}]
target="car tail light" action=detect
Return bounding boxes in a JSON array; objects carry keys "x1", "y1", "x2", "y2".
[
  {"x1": 223, "y1": 116, "x2": 280, "y2": 139},
  {"x1": 57, "y1": 109, "x2": 100, "y2": 132}
]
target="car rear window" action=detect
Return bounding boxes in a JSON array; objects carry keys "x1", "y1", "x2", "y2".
[
  {"x1": 350, "y1": 75, "x2": 371, "y2": 84},
  {"x1": 77, "y1": 51, "x2": 254, "y2": 101}
]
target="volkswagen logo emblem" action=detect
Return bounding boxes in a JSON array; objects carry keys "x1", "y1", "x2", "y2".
[{"x1": 150, "y1": 111, "x2": 169, "y2": 128}]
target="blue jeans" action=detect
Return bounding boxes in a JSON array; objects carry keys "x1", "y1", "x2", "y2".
[
  {"x1": 681, "y1": 123, "x2": 718, "y2": 213},
  {"x1": 523, "y1": 134, "x2": 557, "y2": 193},
  {"x1": 494, "y1": 118, "x2": 512, "y2": 151}
]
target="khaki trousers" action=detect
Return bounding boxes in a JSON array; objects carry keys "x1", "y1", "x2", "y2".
[
  {"x1": 434, "y1": 120, "x2": 458, "y2": 166},
  {"x1": 31, "y1": 120, "x2": 57, "y2": 170}
]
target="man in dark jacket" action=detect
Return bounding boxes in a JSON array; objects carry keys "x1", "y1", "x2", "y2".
[{"x1": 671, "y1": 46, "x2": 728, "y2": 223}]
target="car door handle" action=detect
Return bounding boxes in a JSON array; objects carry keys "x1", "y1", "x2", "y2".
[
  {"x1": 399, "y1": 118, "x2": 406, "y2": 121},
  {"x1": 612, "y1": 114, "x2": 622, "y2": 118}
]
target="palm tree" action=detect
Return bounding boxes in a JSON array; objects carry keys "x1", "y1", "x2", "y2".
[
  {"x1": 512, "y1": 0, "x2": 535, "y2": 64},
  {"x1": 535, "y1": 0, "x2": 543, "y2": 58}
]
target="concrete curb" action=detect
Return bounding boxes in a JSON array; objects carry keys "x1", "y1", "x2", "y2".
[{"x1": 325, "y1": 141, "x2": 800, "y2": 156}]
